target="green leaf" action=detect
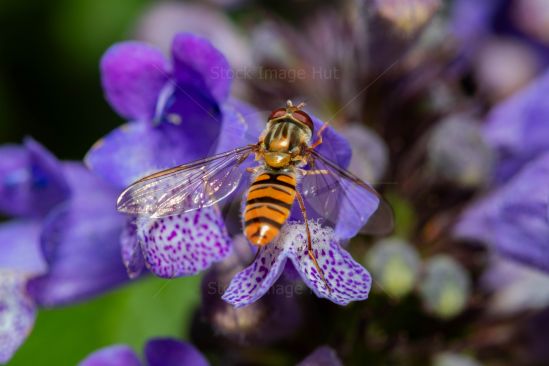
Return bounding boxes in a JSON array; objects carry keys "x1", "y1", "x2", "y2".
[{"x1": 8, "y1": 275, "x2": 201, "y2": 366}]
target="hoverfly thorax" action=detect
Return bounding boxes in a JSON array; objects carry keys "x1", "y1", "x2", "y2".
[{"x1": 262, "y1": 101, "x2": 314, "y2": 169}]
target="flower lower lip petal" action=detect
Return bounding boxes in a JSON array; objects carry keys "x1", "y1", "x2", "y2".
[
  {"x1": 138, "y1": 208, "x2": 232, "y2": 278},
  {"x1": 0, "y1": 271, "x2": 36, "y2": 364}
]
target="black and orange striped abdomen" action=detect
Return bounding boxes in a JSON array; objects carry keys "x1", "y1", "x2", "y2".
[{"x1": 244, "y1": 172, "x2": 297, "y2": 246}]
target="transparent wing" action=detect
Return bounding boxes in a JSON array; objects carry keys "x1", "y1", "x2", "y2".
[
  {"x1": 299, "y1": 149, "x2": 394, "y2": 236},
  {"x1": 117, "y1": 145, "x2": 255, "y2": 218}
]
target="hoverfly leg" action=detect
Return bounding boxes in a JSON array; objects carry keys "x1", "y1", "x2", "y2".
[
  {"x1": 295, "y1": 191, "x2": 332, "y2": 293},
  {"x1": 300, "y1": 169, "x2": 329, "y2": 176},
  {"x1": 310, "y1": 123, "x2": 329, "y2": 149}
]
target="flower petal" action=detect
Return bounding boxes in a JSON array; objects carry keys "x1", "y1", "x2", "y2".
[
  {"x1": 311, "y1": 115, "x2": 351, "y2": 169},
  {"x1": 456, "y1": 152, "x2": 549, "y2": 272},
  {"x1": 221, "y1": 243, "x2": 287, "y2": 308},
  {"x1": 0, "y1": 271, "x2": 36, "y2": 364},
  {"x1": 145, "y1": 338, "x2": 209, "y2": 366},
  {"x1": 0, "y1": 139, "x2": 69, "y2": 217},
  {"x1": 215, "y1": 100, "x2": 265, "y2": 153},
  {"x1": 100, "y1": 42, "x2": 169, "y2": 121},
  {"x1": 120, "y1": 218, "x2": 144, "y2": 279},
  {"x1": 297, "y1": 346, "x2": 343, "y2": 366},
  {"x1": 137, "y1": 208, "x2": 232, "y2": 278},
  {"x1": 286, "y1": 222, "x2": 372, "y2": 305},
  {"x1": 79, "y1": 345, "x2": 142, "y2": 366},
  {"x1": 171, "y1": 33, "x2": 232, "y2": 104},
  {"x1": 0, "y1": 220, "x2": 46, "y2": 275},
  {"x1": 27, "y1": 164, "x2": 128, "y2": 306},
  {"x1": 85, "y1": 120, "x2": 217, "y2": 188},
  {"x1": 483, "y1": 69, "x2": 549, "y2": 182}
]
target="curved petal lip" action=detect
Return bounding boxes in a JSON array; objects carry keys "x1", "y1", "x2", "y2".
[
  {"x1": 171, "y1": 33, "x2": 232, "y2": 104},
  {"x1": 145, "y1": 338, "x2": 209, "y2": 366},
  {"x1": 101, "y1": 41, "x2": 170, "y2": 121},
  {"x1": 78, "y1": 345, "x2": 142, "y2": 366}
]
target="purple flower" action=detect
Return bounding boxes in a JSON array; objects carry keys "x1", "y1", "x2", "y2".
[
  {"x1": 0, "y1": 139, "x2": 128, "y2": 363},
  {"x1": 297, "y1": 346, "x2": 343, "y2": 366},
  {"x1": 85, "y1": 33, "x2": 265, "y2": 279},
  {"x1": 482, "y1": 69, "x2": 549, "y2": 183},
  {"x1": 78, "y1": 338, "x2": 208, "y2": 366},
  {"x1": 455, "y1": 152, "x2": 549, "y2": 272}
]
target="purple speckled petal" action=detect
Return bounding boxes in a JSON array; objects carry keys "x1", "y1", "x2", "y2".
[
  {"x1": 0, "y1": 138, "x2": 69, "y2": 217},
  {"x1": 145, "y1": 338, "x2": 209, "y2": 366},
  {"x1": 85, "y1": 120, "x2": 219, "y2": 188},
  {"x1": 0, "y1": 220, "x2": 46, "y2": 275},
  {"x1": 171, "y1": 33, "x2": 231, "y2": 104},
  {"x1": 286, "y1": 222, "x2": 372, "y2": 305},
  {"x1": 100, "y1": 42, "x2": 170, "y2": 121},
  {"x1": 224, "y1": 221, "x2": 371, "y2": 307},
  {"x1": 297, "y1": 346, "x2": 343, "y2": 366},
  {"x1": 137, "y1": 208, "x2": 232, "y2": 278},
  {"x1": 0, "y1": 271, "x2": 36, "y2": 364},
  {"x1": 27, "y1": 164, "x2": 128, "y2": 307},
  {"x1": 120, "y1": 218, "x2": 144, "y2": 279},
  {"x1": 79, "y1": 345, "x2": 142, "y2": 366},
  {"x1": 222, "y1": 242, "x2": 287, "y2": 308}
]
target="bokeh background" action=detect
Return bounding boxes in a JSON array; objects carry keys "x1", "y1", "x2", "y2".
[{"x1": 2, "y1": 0, "x2": 549, "y2": 365}]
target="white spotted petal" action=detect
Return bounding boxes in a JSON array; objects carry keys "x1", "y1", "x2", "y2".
[
  {"x1": 222, "y1": 221, "x2": 372, "y2": 307},
  {"x1": 221, "y1": 243, "x2": 287, "y2": 308},
  {"x1": 0, "y1": 271, "x2": 36, "y2": 364},
  {"x1": 137, "y1": 207, "x2": 232, "y2": 278}
]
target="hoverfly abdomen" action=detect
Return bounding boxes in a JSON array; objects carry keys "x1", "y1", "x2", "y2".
[{"x1": 244, "y1": 171, "x2": 297, "y2": 246}]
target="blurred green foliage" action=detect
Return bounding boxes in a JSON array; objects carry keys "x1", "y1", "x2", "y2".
[
  {"x1": 9, "y1": 275, "x2": 201, "y2": 366},
  {"x1": 0, "y1": 0, "x2": 151, "y2": 159}
]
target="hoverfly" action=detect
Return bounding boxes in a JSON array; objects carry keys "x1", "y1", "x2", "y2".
[{"x1": 117, "y1": 100, "x2": 393, "y2": 291}]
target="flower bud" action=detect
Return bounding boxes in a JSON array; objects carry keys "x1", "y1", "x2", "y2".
[
  {"x1": 366, "y1": 238, "x2": 420, "y2": 299},
  {"x1": 340, "y1": 125, "x2": 389, "y2": 184},
  {"x1": 419, "y1": 255, "x2": 471, "y2": 319},
  {"x1": 375, "y1": 0, "x2": 441, "y2": 34},
  {"x1": 427, "y1": 115, "x2": 493, "y2": 188},
  {"x1": 433, "y1": 352, "x2": 483, "y2": 366}
]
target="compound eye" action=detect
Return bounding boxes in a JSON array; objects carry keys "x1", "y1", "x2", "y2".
[
  {"x1": 268, "y1": 108, "x2": 287, "y2": 121},
  {"x1": 292, "y1": 110, "x2": 314, "y2": 132}
]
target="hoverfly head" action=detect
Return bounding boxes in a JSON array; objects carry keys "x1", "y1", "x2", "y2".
[{"x1": 267, "y1": 100, "x2": 314, "y2": 133}]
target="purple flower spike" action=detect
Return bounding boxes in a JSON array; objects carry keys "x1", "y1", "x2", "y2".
[
  {"x1": 145, "y1": 338, "x2": 209, "y2": 366},
  {"x1": 137, "y1": 208, "x2": 232, "y2": 278},
  {"x1": 79, "y1": 345, "x2": 142, "y2": 366},
  {"x1": 223, "y1": 221, "x2": 372, "y2": 307},
  {"x1": 101, "y1": 42, "x2": 170, "y2": 121},
  {"x1": 0, "y1": 272, "x2": 36, "y2": 364}
]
